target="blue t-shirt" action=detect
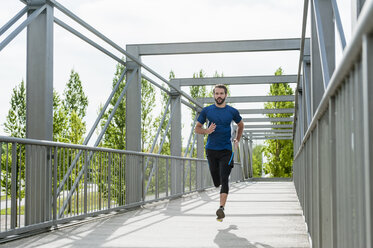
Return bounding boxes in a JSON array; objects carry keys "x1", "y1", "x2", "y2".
[{"x1": 197, "y1": 104, "x2": 242, "y2": 151}]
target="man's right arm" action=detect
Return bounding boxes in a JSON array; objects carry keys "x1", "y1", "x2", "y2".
[{"x1": 195, "y1": 121, "x2": 216, "y2": 135}]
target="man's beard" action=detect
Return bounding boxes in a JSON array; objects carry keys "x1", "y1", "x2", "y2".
[{"x1": 215, "y1": 97, "x2": 226, "y2": 105}]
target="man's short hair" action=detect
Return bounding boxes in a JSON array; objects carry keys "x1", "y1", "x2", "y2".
[{"x1": 213, "y1": 84, "x2": 228, "y2": 95}]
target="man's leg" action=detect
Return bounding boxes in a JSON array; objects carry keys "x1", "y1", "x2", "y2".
[
  {"x1": 220, "y1": 193, "x2": 228, "y2": 207},
  {"x1": 216, "y1": 150, "x2": 233, "y2": 220},
  {"x1": 206, "y1": 149, "x2": 220, "y2": 187}
]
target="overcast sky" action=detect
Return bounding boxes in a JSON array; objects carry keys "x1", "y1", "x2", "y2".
[{"x1": 0, "y1": 0, "x2": 352, "y2": 146}]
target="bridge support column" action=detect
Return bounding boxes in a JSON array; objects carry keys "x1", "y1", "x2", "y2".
[
  {"x1": 25, "y1": 1, "x2": 53, "y2": 225},
  {"x1": 125, "y1": 45, "x2": 142, "y2": 204},
  {"x1": 170, "y1": 82, "x2": 182, "y2": 194},
  {"x1": 310, "y1": 0, "x2": 335, "y2": 115}
]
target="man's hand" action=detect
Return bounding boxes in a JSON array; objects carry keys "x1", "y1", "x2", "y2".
[
  {"x1": 206, "y1": 122, "x2": 216, "y2": 134},
  {"x1": 233, "y1": 138, "x2": 239, "y2": 150}
]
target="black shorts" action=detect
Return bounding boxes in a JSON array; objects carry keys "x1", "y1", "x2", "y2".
[{"x1": 206, "y1": 149, "x2": 233, "y2": 194}]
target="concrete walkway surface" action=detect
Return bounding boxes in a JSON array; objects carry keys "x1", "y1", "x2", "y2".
[{"x1": 3, "y1": 181, "x2": 310, "y2": 248}]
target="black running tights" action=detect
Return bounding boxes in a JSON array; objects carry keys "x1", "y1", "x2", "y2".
[{"x1": 206, "y1": 149, "x2": 233, "y2": 194}]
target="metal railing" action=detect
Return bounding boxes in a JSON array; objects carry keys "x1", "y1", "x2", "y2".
[
  {"x1": 293, "y1": 0, "x2": 373, "y2": 247},
  {"x1": 0, "y1": 135, "x2": 244, "y2": 239}
]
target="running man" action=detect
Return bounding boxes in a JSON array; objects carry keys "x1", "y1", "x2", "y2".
[{"x1": 194, "y1": 84, "x2": 244, "y2": 221}]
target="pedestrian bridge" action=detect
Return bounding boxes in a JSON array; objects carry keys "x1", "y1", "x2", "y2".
[
  {"x1": 1, "y1": 0, "x2": 373, "y2": 247},
  {"x1": 3, "y1": 180, "x2": 310, "y2": 248}
]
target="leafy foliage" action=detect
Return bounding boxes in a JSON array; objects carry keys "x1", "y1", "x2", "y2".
[
  {"x1": 4, "y1": 80, "x2": 26, "y2": 138},
  {"x1": 100, "y1": 62, "x2": 127, "y2": 150},
  {"x1": 141, "y1": 78, "x2": 156, "y2": 152},
  {"x1": 63, "y1": 69, "x2": 88, "y2": 119},
  {"x1": 252, "y1": 144, "x2": 264, "y2": 177},
  {"x1": 262, "y1": 67, "x2": 294, "y2": 177}
]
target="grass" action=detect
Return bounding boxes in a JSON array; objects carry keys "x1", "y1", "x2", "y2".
[
  {"x1": 0, "y1": 191, "x2": 117, "y2": 216},
  {"x1": 1, "y1": 205, "x2": 25, "y2": 215}
]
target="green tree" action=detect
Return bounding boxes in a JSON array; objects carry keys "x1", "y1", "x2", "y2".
[
  {"x1": 252, "y1": 144, "x2": 264, "y2": 177},
  {"x1": 100, "y1": 62, "x2": 127, "y2": 150},
  {"x1": 62, "y1": 69, "x2": 88, "y2": 145},
  {"x1": 4, "y1": 80, "x2": 26, "y2": 138},
  {"x1": 141, "y1": 78, "x2": 156, "y2": 152},
  {"x1": 95, "y1": 62, "x2": 127, "y2": 205},
  {"x1": 262, "y1": 67, "x2": 294, "y2": 177},
  {"x1": 190, "y1": 69, "x2": 207, "y2": 120},
  {"x1": 63, "y1": 69, "x2": 88, "y2": 119},
  {"x1": 53, "y1": 90, "x2": 69, "y2": 143},
  {"x1": 153, "y1": 71, "x2": 174, "y2": 155},
  {"x1": 2, "y1": 80, "x2": 26, "y2": 199}
]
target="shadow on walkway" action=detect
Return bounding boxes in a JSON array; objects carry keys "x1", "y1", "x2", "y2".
[{"x1": 214, "y1": 225, "x2": 273, "y2": 248}]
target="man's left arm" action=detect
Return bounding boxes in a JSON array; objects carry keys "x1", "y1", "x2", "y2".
[{"x1": 233, "y1": 120, "x2": 244, "y2": 148}]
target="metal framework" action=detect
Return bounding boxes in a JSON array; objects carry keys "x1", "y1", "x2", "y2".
[
  {"x1": 293, "y1": 0, "x2": 373, "y2": 247},
  {"x1": 170, "y1": 75, "x2": 297, "y2": 86},
  {"x1": 7, "y1": 0, "x2": 373, "y2": 245}
]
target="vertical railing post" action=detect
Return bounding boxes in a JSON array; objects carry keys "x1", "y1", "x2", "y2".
[
  {"x1": 362, "y1": 33, "x2": 373, "y2": 248},
  {"x1": 11, "y1": 143, "x2": 17, "y2": 229},
  {"x1": 84, "y1": 150, "x2": 88, "y2": 214},
  {"x1": 155, "y1": 157, "x2": 159, "y2": 199},
  {"x1": 25, "y1": 0, "x2": 53, "y2": 225},
  {"x1": 243, "y1": 138, "x2": 249, "y2": 179},
  {"x1": 166, "y1": 158, "x2": 169, "y2": 197},
  {"x1": 108, "y1": 153, "x2": 112, "y2": 209},
  {"x1": 53, "y1": 147, "x2": 57, "y2": 224},
  {"x1": 329, "y1": 97, "x2": 337, "y2": 247},
  {"x1": 249, "y1": 139, "x2": 253, "y2": 178}
]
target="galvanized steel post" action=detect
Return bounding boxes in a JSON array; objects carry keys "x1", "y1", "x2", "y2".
[
  {"x1": 310, "y1": 1, "x2": 325, "y2": 115},
  {"x1": 125, "y1": 45, "x2": 142, "y2": 204},
  {"x1": 170, "y1": 81, "x2": 182, "y2": 194},
  {"x1": 25, "y1": 0, "x2": 53, "y2": 225}
]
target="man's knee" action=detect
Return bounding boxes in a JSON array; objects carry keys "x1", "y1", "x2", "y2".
[{"x1": 220, "y1": 185, "x2": 229, "y2": 194}]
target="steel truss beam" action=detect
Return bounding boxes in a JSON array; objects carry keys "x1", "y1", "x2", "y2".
[
  {"x1": 243, "y1": 117, "x2": 293, "y2": 122},
  {"x1": 245, "y1": 129, "x2": 293, "y2": 133},
  {"x1": 245, "y1": 124, "x2": 293, "y2": 129},
  {"x1": 171, "y1": 75, "x2": 297, "y2": 86},
  {"x1": 47, "y1": 0, "x2": 203, "y2": 109},
  {"x1": 239, "y1": 108, "x2": 294, "y2": 114},
  {"x1": 0, "y1": 5, "x2": 46, "y2": 52},
  {"x1": 248, "y1": 133, "x2": 293, "y2": 137},
  {"x1": 0, "y1": 6, "x2": 28, "y2": 37},
  {"x1": 199, "y1": 95, "x2": 295, "y2": 104},
  {"x1": 250, "y1": 137, "x2": 293, "y2": 140},
  {"x1": 127, "y1": 38, "x2": 309, "y2": 55}
]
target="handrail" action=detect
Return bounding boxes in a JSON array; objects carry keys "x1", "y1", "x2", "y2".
[{"x1": 0, "y1": 135, "x2": 206, "y2": 162}]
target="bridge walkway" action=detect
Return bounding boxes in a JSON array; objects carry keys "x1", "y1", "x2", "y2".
[{"x1": 4, "y1": 181, "x2": 310, "y2": 248}]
